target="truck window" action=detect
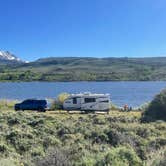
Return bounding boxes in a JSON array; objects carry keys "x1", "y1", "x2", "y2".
[
  {"x1": 22, "y1": 100, "x2": 32, "y2": 104},
  {"x1": 84, "y1": 98, "x2": 96, "y2": 103},
  {"x1": 38, "y1": 100, "x2": 46, "y2": 105}
]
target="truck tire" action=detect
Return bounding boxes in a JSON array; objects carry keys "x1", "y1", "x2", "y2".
[{"x1": 38, "y1": 107, "x2": 45, "y2": 112}]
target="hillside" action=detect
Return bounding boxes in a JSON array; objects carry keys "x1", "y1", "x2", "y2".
[
  {"x1": 0, "y1": 105, "x2": 166, "y2": 166},
  {"x1": 1, "y1": 57, "x2": 166, "y2": 81}
]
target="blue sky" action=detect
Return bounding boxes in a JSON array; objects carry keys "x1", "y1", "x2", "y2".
[{"x1": 0, "y1": 0, "x2": 166, "y2": 61}]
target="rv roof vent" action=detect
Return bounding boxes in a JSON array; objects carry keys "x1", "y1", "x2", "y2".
[{"x1": 83, "y1": 92, "x2": 91, "y2": 95}]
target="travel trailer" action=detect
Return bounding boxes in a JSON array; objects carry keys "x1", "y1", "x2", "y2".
[{"x1": 63, "y1": 92, "x2": 110, "y2": 112}]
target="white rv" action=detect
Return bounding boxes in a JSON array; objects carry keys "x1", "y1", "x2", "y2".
[{"x1": 63, "y1": 92, "x2": 110, "y2": 112}]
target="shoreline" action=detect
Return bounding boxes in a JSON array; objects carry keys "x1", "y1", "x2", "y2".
[{"x1": 0, "y1": 80, "x2": 166, "y2": 83}]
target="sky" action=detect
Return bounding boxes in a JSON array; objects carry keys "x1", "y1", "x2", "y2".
[{"x1": 0, "y1": 0, "x2": 166, "y2": 61}]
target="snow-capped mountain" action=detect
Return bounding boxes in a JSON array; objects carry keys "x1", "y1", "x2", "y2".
[{"x1": 0, "y1": 50, "x2": 23, "y2": 62}]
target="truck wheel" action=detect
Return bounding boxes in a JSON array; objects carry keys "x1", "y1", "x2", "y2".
[{"x1": 38, "y1": 107, "x2": 45, "y2": 112}]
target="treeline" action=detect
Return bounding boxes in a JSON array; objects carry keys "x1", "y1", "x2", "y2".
[{"x1": 0, "y1": 68, "x2": 162, "y2": 81}]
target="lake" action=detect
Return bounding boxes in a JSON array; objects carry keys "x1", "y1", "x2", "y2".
[{"x1": 0, "y1": 81, "x2": 166, "y2": 107}]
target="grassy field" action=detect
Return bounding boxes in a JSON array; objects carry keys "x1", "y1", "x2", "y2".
[{"x1": 0, "y1": 100, "x2": 166, "y2": 166}]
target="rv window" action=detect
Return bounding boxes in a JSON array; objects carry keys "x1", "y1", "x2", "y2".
[
  {"x1": 84, "y1": 98, "x2": 96, "y2": 103},
  {"x1": 100, "y1": 100, "x2": 109, "y2": 103},
  {"x1": 73, "y1": 98, "x2": 77, "y2": 104}
]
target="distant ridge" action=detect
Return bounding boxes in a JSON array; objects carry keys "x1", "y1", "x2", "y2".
[{"x1": 1, "y1": 56, "x2": 166, "y2": 81}]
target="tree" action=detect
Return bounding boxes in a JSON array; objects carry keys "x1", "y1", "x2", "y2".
[
  {"x1": 52, "y1": 93, "x2": 70, "y2": 110},
  {"x1": 143, "y1": 89, "x2": 166, "y2": 121}
]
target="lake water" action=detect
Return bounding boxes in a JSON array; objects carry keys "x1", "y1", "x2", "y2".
[{"x1": 0, "y1": 81, "x2": 166, "y2": 107}]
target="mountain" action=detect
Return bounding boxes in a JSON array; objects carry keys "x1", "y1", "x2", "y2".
[
  {"x1": 0, "y1": 51, "x2": 24, "y2": 64},
  {"x1": 1, "y1": 56, "x2": 166, "y2": 81},
  {"x1": 1, "y1": 56, "x2": 165, "y2": 81}
]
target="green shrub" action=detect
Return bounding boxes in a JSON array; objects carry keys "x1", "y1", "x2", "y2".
[
  {"x1": 80, "y1": 157, "x2": 97, "y2": 166},
  {"x1": 110, "y1": 102, "x2": 119, "y2": 110},
  {"x1": 43, "y1": 136, "x2": 61, "y2": 149},
  {"x1": 143, "y1": 89, "x2": 166, "y2": 121},
  {"x1": 88, "y1": 131, "x2": 109, "y2": 144},
  {"x1": 51, "y1": 100, "x2": 62, "y2": 110},
  {"x1": 16, "y1": 139, "x2": 33, "y2": 153},
  {"x1": 28, "y1": 118, "x2": 44, "y2": 127},
  {"x1": 6, "y1": 130, "x2": 20, "y2": 144},
  {"x1": 57, "y1": 93, "x2": 70, "y2": 108},
  {"x1": 148, "y1": 137, "x2": 166, "y2": 150},
  {"x1": 0, "y1": 100, "x2": 17, "y2": 110},
  {"x1": 31, "y1": 147, "x2": 44, "y2": 157},
  {"x1": 103, "y1": 146, "x2": 142, "y2": 166},
  {"x1": 107, "y1": 129, "x2": 135, "y2": 146},
  {"x1": 57, "y1": 126, "x2": 72, "y2": 137},
  {"x1": 7, "y1": 117, "x2": 20, "y2": 125},
  {"x1": 0, "y1": 158, "x2": 20, "y2": 166},
  {"x1": 35, "y1": 147, "x2": 71, "y2": 166},
  {"x1": 0, "y1": 143, "x2": 9, "y2": 153},
  {"x1": 93, "y1": 116, "x2": 106, "y2": 125},
  {"x1": 158, "y1": 157, "x2": 166, "y2": 166},
  {"x1": 50, "y1": 93, "x2": 70, "y2": 110}
]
